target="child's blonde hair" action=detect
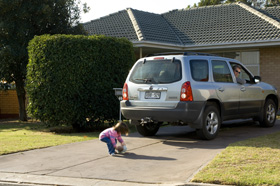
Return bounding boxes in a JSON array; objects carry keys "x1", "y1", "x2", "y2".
[{"x1": 113, "y1": 122, "x2": 129, "y2": 136}]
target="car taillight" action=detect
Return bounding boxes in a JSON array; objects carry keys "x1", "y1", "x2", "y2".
[
  {"x1": 180, "y1": 81, "x2": 193, "y2": 101},
  {"x1": 122, "y1": 83, "x2": 128, "y2": 100},
  {"x1": 154, "y1": 57, "x2": 164, "y2": 60}
]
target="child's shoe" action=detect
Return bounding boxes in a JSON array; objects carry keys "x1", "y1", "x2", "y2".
[{"x1": 110, "y1": 153, "x2": 116, "y2": 156}]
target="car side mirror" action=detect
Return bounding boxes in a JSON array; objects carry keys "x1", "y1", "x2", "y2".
[{"x1": 254, "y1": 76, "x2": 261, "y2": 83}]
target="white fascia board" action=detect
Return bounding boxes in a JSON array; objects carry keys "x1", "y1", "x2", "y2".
[
  {"x1": 186, "y1": 40, "x2": 280, "y2": 50},
  {"x1": 132, "y1": 40, "x2": 280, "y2": 50},
  {"x1": 132, "y1": 41, "x2": 185, "y2": 50}
]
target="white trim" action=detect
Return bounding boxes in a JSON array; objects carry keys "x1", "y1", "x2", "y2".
[
  {"x1": 132, "y1": 40, "x2": 280, "y2": 51},
  {"x1": 127, "y1": 8, "x2": 144, "y2": 41}
]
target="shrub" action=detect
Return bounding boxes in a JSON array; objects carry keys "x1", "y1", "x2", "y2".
[{"x1": 27, "y1": 34, "x2": 135, "y2": 129}]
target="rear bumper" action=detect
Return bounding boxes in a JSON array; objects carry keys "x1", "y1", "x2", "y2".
[{"x1": 121, "y1": 100, "x2": 205, "y2": 125}]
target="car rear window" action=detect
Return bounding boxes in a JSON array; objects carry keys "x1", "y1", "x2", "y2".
[{"x1": 129, "y1": 59, "x2": 182, "y2": 84}]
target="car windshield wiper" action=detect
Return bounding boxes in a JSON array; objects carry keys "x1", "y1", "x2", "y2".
[{"x1": 135, "y1": 78, "x2": 152, "y2": 83}]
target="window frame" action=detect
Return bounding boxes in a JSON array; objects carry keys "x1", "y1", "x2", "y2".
[{"x1": 229, "y1": 62, "x2": 255, "y2": 84}]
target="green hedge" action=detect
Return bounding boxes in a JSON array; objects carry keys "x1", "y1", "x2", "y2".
[{"x1": 27, "y1": 34, "x2": 135, "y2": 128}]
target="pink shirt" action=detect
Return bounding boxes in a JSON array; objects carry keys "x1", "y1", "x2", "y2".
[{"x1": 99, "y1": 127, "x2": 124, "y2": 148}]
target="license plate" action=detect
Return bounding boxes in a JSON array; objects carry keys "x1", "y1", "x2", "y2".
[{"x1": 145, "y1": 91, "x2": 161, "y2": 99}]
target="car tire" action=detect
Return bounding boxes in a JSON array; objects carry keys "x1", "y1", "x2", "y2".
[
  {"x1": 259, "y1": 99, "x2": 276, "y2": 127},
  {"x1": 196, "y1": 104, "x2": 221, "y2": 140},
  {"x1": 136, "y1": 122, "x2": 160, "y2": 136}
]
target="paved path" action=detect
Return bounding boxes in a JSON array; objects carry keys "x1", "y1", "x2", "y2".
[{"x1": 0, "y1": 120, "x2": 280, "y2": 186}]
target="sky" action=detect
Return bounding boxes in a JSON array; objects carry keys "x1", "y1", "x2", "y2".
[{"x1": 79, "y1": 0, "x2": 200, "y2": 23}]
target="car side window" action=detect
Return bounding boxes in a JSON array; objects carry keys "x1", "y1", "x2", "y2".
[
  {"x1": 230, "y1": 62, "x2": 252, "y2": 83},
  {"x1": 190, "y1": 60, "x2": 209, "y2": 82},
  {"x1": 212, "y1": 60, "x2": 233, "y2": 83}
]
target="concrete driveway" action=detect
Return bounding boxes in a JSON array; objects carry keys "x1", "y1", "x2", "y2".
[{"x1": 0, "y1": 120, "x2": 280, "y2": 186}]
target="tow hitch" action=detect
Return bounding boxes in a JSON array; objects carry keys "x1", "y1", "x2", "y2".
[{"x1": 140, "y1": 117, "x2": 153, "y2": 125}]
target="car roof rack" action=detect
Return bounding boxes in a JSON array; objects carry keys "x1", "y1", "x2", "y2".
[{"x1": 146, "y1": 52, "x2": 218, "y2": 57}]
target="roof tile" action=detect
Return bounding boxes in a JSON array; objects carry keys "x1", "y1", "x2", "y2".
[
  {"x1": 83, "y1": 3, "x2": 280, "y2": 46},
  {"x1": 259, "y1": 6, "x2": 280, "y2": 22},
  {"x1": 83, "y1": 10, "x2": 138, "y2": 41}
]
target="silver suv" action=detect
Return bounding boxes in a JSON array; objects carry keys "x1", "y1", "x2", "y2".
[{"x1": 121, "y1": 52, "x2": 279, "y2": 140}]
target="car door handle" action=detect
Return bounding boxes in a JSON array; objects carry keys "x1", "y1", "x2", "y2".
[
  {"x1": 240, "y1": 86, "x2": 246, "y2": 92},
  {"x1": 218, "y1": 87, "x2": 224, "y2": 92}
]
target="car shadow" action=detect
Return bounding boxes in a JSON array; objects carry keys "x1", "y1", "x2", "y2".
[{"x1": 128, "y1": 119, "x2": 280, "y2": 150}]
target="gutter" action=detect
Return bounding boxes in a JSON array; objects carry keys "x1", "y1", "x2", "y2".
[{"x1": 132, "y1": 40, "x2": 280, "y2": 51}]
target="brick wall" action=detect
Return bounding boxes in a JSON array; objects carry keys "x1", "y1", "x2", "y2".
[
  {"x1": 260, "y1": 47, "x2": 280, "y2": 93},
  {"x1": 0, "y1": 90, "x2": 19, "y2": 119}
]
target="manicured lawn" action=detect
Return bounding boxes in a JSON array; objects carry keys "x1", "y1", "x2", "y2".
[
  {"x1": 0, "y1": 120, "x2": 102, "y2": 155},
  {"x1": 192, "y1": 130, "x2": 280, "y2": 186},
  {"x1": 0, "y1": 119, "x2": 136, "y2": 155}
]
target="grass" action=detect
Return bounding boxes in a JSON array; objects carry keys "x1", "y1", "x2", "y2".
[
  {"x1": 192, "y1": 131, "x2": 280, "y2": 186},
  {"x1": 0, "y1": 120, "x2": 99, "y2": 155},
  {"x1": 0, "y1": 119, "x2": 135, "y2": 155}
]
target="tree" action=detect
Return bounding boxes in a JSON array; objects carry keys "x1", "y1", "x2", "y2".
[
  {"x1": 0, "y1": 0, "x2": 89, "y2": 121},
  {"x1": 196, "y1": 0, "x2": 256, "y2": 6},
  {"x1": 196, "y1": 0, "x2": 279, "y2": 8},
  {"x1": 265, "y1": 0, "x2": 280, "y2": 6},
  {"x1": 198, "y1": 0, "x2": 224, "y2": 6},
  {"x1": 226, "y1": 0, "x2": 262, "y2": 7},
  {"x1": 224, "y1": 0, "x2": 279, "y2": 7}
]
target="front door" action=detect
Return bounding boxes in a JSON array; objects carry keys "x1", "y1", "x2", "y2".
[
  {"x1": 211, "y1": 60, "x2": 239, "y2": 117},
  {"x1": 239, "y1": 84, "x2": 262, "y2": 114},
  {"x1": 229, "y1": 62, "x2": 262, "y2": 115}
]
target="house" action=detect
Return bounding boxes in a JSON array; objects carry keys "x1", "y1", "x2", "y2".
[
  {"x1": 0, "y1": 90, "x2": 19, "y2": 119},
  {"x1": 83, "y1": 2, "x2": 280, "y2": 92}
]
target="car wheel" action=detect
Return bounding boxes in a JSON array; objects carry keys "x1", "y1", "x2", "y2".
[
  {"x1": 196, "y1": 104, "x2": 221, "y2": 140},
  {"x1": 136, "y1": 122, "x2": 160, "y2": 136},
  {"x1": 259, "y1": 99, "x2": 276, "y2": 127}
]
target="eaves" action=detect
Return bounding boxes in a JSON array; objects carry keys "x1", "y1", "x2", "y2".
[{"x1": 132, "y1": 40, "x2": 280, "y2": 51}]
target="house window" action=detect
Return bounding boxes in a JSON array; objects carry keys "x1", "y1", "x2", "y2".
[
  {"x1": 213, "y1": 51, "x2": 260, "y2": 76},
  {"x1": 240, "y1": 51, "x2": 260, "y2": 76}
]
